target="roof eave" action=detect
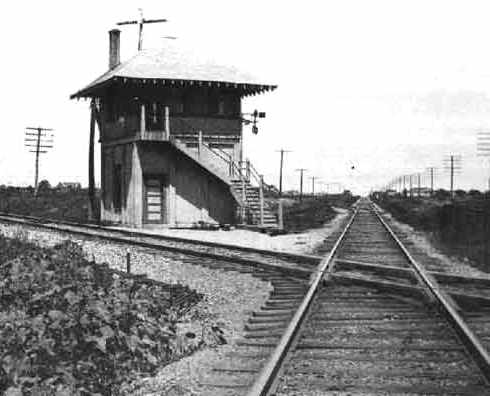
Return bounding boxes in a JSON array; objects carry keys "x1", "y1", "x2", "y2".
[
  {"x1": 70, "y1": 76, "x2": 277, "y2": 100},
  {"x1": 70, "y1": 79, "x2": 114, "y2": 100}
]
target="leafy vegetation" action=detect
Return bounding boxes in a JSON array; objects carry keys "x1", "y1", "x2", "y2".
[
  {"x1": 374, "y1": 193, "x2": 490, "y2": 271},
  {"x1": 271, "y1": 192, "x2": 357, "y2": 233},
  {"x1": 0, "y1": 235, "x2": 202, "y2": 395}
]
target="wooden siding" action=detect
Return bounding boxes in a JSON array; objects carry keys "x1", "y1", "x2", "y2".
[{"x1": 100, "y1": 142, "x2": 236, "y2": 227}]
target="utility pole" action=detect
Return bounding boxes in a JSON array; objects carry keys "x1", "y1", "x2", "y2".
[
  {"x1": 443, "y1": 155, "x2": 461, "y2": 199},
  {"x1": 450, "y1": 156, "x2": 454, "y2": 197},
  {"x1": 417, "y1": 173, "x2": 421, "y2": 197},
  {"x1": 276, "y1": 149, "x2": 291, "y2": 197},
  {"x1": 117, "y1": 9, "x2": 167, "y2": 51},
  {"x1": 427, "y1": 167, "x2": 435, "y2": 195},
  {"x1": 409, "y1": 174, "x2": 413, "y2": 198},
  {"x1": 296, "y1": 168, "x2": 307, "y2": 201},
  {"x1": 309, "y1": 176, "x2": 319, "y2": 196},
  {"x1": 477, "y1": 132, "x2": 490, "y2": 191},
  {"x1": 25, "y1": 127, "x2": 54, "y2": 196}
]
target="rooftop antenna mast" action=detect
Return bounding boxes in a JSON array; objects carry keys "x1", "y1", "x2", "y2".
[{"x1": 117, "y1": 9, "x2": 167, "y2": 51}]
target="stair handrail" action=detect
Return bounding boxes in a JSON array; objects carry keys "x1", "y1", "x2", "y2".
[
  {"x1": 199, "y1": 140, "x2": 243, "y2": 180},
  {"x1": 172, "y1": 129, "x2": 274, "y2": 226},
  {"x1": 164, "y1": 117, "x2": 258, "y2": 224},
  {"x1": 244, "y1": 158, "x2": 269, "y2": 226},
  {"x1": 170, "y1": 119, "x2": 239, "y2": 179},
  {"x1": 247, "y1": 160, "x2": 263, "y2": 187}
]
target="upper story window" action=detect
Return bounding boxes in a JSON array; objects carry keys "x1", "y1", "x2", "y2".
[
  {"x1": 151, "y1": 102, "x2": 158, "y2": 124},
  {"x1": 173, "y1": 102, "x2": 184, "y2": 114},
  {"x1": 104, "y1": 99, "x2": 117, "y2": 123},
  {"x1": 217, "y1": 100, "x2": 225, "y2": 115},
  {"x1": 214, "y1": 95, "x2": 240, "y2": 117}
]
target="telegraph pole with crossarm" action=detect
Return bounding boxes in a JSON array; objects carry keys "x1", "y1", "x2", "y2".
[{"x1": 24, "y1": 127, "x2": 54, "y2": 195}]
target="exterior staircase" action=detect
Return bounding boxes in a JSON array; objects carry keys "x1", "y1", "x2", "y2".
[
  {"x1": 169, "y1": 133, "x2": 279, "y2": 228},
  {"x1": 230, "y1": 179, "x2": 279, "y2": 228},
  {"x1": 169, "y1": 137, "x2": 231, "y2": 184}
]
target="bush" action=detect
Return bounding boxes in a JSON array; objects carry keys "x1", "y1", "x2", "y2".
[
  {"x1": 37, "y1": 180, "x2": 51, "y2": 193},
  {"x1": 282, "y1": 196, "x2": 336, "y2": 232},
  {"x1": 468, "y1": 189, "x2": 482, "y2": 197},
  {"x1": 434, "y1": 189, "x2": 451, "y2": 200},
  {"x1": 0, "y1": 238, "x2": 202, "y2": 395}
]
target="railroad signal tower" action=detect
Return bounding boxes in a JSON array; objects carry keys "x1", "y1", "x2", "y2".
[
  {"x1": 71, "y1": 20, "x2": 277, "y2": 228},
  {"x1": 24, "y1": 127, "x2": 54, "y2": 195}
]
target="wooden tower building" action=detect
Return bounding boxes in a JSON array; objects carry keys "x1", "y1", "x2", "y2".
[{"x1": 71, "y1": 29, "x2": 277, "y2": 228}]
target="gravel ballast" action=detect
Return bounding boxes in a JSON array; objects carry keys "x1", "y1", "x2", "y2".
[{"x1": 0, "y1": 224, "x2": 273, "y2": 395}]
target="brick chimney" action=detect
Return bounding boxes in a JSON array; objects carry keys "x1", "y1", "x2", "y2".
[{"x1": 109, "y1": 29, "x2": 121, "y2": 70}]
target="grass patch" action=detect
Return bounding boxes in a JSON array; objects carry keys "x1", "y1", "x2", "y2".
[
  {"x1": 374, "y1": 194, "x2": 490, "y2": 271},
  {"x1": 0, "y1": 187, "x2": 99, "y2": 223}
]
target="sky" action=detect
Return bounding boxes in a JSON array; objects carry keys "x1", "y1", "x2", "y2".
[{"x1": 2, "y1": 0, "x2": 490, "y2": 195}]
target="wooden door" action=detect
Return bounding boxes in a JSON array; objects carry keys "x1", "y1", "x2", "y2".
[{"x1": 144, "y1": 176, "x2": 166, "y2": 224}]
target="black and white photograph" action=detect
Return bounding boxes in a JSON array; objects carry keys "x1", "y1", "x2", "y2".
[{"x1": 1, "y1": 1, "x2": 490, "y2": 395}]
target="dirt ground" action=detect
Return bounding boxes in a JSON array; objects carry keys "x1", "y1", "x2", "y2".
[{"x1": 110, "y1": 207, "x2": 349, "y2": 256}]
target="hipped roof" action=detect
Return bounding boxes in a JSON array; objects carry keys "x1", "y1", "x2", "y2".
[{"x1": 70, "y1": 44, "x2": 277, "y2": 99}]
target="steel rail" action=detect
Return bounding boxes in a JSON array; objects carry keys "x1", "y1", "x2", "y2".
[
  {"x1": 0, "y1": 212, "x2": 321, "y2": 266},
  {"x1": 0, "y1": 214, "x2": 310, "y2": 279},
  {"x1": 246, "y1": 205, "x2": 359, "y2": 396},
  {"x1": 248, "y1": 199, "x2": 490, "y2": 394},
  {"x1": 371, "y1": 200, "x2": 490, "y2": 384}
]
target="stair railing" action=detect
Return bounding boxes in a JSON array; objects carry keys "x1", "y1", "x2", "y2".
[
  {"x1": 174, "y1": 131, "x2": 271, "y2": 226},
  {"x1": 239, "y1": 159, "x2": 267, "y2": 226},
  {"x1": 196, "y1": 138, "x2": 248, "y2": 223},
  {"x1": 197, "y1": 136, "x2": 243, "y2": 180}
]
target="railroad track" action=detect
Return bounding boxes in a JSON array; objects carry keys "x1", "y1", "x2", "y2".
[
  {"x1": 0, "y1": 212, "x2": 319, "y2": 278},
  {"x1": 200, "y1": 198, "x2": 490, "y2": 395},
  {"x1": 2, "y1": 205, "x2": 490, "y2": 395},
  {"x1": 1, "y1": 211, "x2": 489, "y2": 303}
]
